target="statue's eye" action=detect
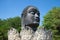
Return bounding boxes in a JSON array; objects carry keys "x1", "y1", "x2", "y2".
[{"x1": 30, "y1": 11, "x2": 35, "y2": 15}]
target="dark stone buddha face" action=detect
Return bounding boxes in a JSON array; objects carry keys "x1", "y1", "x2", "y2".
[{"x1": 21, "y1": 6, "x2": 40, "y2": 31}]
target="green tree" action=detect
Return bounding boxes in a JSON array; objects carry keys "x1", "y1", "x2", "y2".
[
  {"x1": 42, "y1": 7, "x2": 60, "y2": 40},
  {"x1": 6, "y1": 16, "x2": 21, "y2": 32},
  {"x1": 0, "y1": 16, "x2": 21, "y2": 40}
]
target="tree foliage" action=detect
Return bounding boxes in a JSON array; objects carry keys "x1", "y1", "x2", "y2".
[
  {"x1": 0, "y1": 16, "x2": 21, "y2": 40},
  {"x1": 42, "y1": 7, "x2": 60, "y2": 40}
]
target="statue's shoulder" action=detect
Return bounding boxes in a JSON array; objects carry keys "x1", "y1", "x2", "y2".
[
  {"x1": 32, "y1": 27, "x2": 52, "y2": 40},
  {"x1": 8, "y1": 27, "x2": 20, "y2": 40}
]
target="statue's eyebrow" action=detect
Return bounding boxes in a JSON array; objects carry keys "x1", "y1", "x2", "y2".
[
  {"x1": 29, "y1": 9, "x2": 37, "y2": 12},
  {"x1": 33, "y1": 9, "x2": 38, "y2": 11}
]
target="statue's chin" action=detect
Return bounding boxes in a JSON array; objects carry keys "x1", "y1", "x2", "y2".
[
  {"x1": 33, "y1": 22, "x2": 39, "y2": 24},
  {"x1": 26, "y1": 23, "x2": 39, "y2": 28}
]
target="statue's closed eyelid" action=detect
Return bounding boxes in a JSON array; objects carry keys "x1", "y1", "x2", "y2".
[{"x1": 29, "y1": 11, "x2": 35, "y2": 14}]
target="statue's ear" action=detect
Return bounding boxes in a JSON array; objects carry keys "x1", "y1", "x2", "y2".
[
  {"x1": 21, "y1": 13, "x2": 27, "y2": 18},
  {"x1": 21, "y1": 14, "x2": 23, "y2": 17}
]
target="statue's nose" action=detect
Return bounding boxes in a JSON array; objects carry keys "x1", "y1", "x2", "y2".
[
  {"x1": 35, "y1": 14, "x2": 39, "y2": 17},
  {"x1": 35, "y1": 14, "x2": 39, "y2": 19},
  {"x1": 34, "y1": 14, "x2": 40, "y2": 22}
]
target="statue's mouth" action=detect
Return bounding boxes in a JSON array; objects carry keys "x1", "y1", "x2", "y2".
[
  {"x1": 36, "y1": 18, "x2": 40, "y2": 22},
  {"x1": 34, "y1": 17, "x2": 40, "y2": 22}
]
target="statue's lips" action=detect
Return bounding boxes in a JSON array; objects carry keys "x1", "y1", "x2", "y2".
[{"x1": 35, "y1": 17, "x2": 40, "y2": 22}]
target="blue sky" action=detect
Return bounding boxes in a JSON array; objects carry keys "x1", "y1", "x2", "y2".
[{"x1": 0, "y1": 0, "x2": 60, "y2": 26}]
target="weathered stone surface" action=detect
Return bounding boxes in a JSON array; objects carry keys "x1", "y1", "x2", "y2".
[
  {"x1": 8, "y1": 27, "x2": 52, "y2": 40},
  {"x1": 31, "y1": 27, "x2": 52, "y2": 40},
  {"x1": 20, "y1": 27, "x2": 33, "y2": 40},
  {"x1": 8, "y1": 28, "x2": 20, "y2": 40}
]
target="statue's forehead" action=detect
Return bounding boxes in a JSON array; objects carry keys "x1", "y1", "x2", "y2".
[{"x1": 27, "y1": 7, "x2": 36, "y2": 11}]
